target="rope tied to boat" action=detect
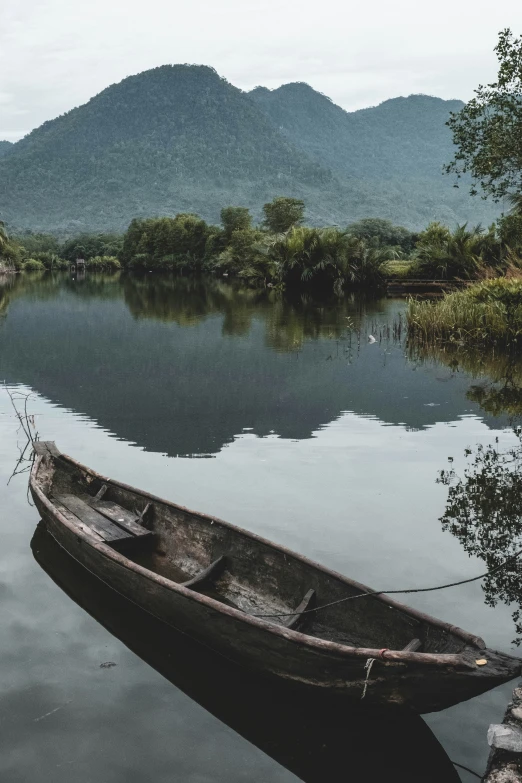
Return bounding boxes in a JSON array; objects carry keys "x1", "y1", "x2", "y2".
[
  {"x1": 250, "y1": 546, "x2": 522, "y2": 620},
  {"x1": 361, "y1": 657, "x2": 376, "y2": 699}
]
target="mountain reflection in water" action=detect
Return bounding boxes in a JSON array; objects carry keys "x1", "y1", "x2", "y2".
[
  {"x1": 31, "y1": 523, "x2": 460, "y2": 783},
  {"x1": 0, "y1": 272, "x2": 514, "y2": 458}
]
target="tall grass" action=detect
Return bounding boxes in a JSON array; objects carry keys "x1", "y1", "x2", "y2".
[{"x1": 407, "y1": 278, "x2": 522, "y2": 347}]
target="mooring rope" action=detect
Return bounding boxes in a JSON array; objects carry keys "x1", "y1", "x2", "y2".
[
  {"x1": 451, "y1": 760, "x2": 482, "y2": 779},
  {"x1": 250, "y1": 547, "x2": 522, "y2": 619},
  {"x1": 360, "y1": 657, "x2": 376, "y2": 700}
]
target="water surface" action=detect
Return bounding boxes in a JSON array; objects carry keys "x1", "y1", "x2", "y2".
[{"x1": 1, "y1": 272, "x2": 521, "y2": 782}]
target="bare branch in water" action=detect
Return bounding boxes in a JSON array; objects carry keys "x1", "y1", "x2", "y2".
[{"x1": 4, "y1": 384, "x2": 39, "y2": 496}]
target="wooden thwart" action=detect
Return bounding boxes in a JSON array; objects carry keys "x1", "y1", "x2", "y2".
[
  {"x1": 54, "y1": 494, "x2": 134, "y2": 544},
  {"x1": 87, "y1": 497, "x2": 151, "y2": 539},
  {"x1": 53, "y1": 498, "x2": 105, "y2": 544},
  {"x1": 182, "y1": 556, "x2": 227, "y2": 589}
]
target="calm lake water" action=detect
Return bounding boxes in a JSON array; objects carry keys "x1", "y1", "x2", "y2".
[{"x1": 1, "y1": 272, "x2": 521, "y2": 782}]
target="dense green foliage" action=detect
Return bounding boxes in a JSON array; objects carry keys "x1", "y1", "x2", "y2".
[
  {"x1": 122, "y1": 214, "x2": 215, "y2": 271},
  {"x1": 438, "y1": 433, "x2": 522, "y2": 643},
  {"x1": 0, "y1": 221, "x2": 18, "y2": 264},
  {"x1": 85, "y1": 255, "x2": 121, "y2": 271},
  {"x1": 6, "y1": 191, "x2": 522, "y2": 293},
  {"x1": 446, "y1": 29, "x2": 522, "y2": 201},
  {"x1": 0, "y1": 141, "x2": 12, "y2": 158},
  {"x1": 262, "y1": 197, "x2": 305, "y2": 233},
  {"x1": 408, "y1": 278, "x2": 522, "y2": 347},
  {"x1": 346, "y1": 218, "x2": 417, "y2": 253},
  {"x1": 0, "y1": 230, "x2": 121, "y2": 272},
  {"x1": 410, "y1": 214, "x2": 522, "y2": 278},
  {"x1": 413, "y1": 223, "x2": 488, "y2": 279},
  {"x1": 0, "y1": 65, "x2": 499, "y2": 233},
  {"x1": 120, "y1": 202, "x2": 402, "y2": 291},
  {"x1": 13, "y1": 232, "x2": 61, "y2": 255},
  {"x1": 22, "y1": 259, "x2": 46, "y2": 271},
  {"x1": 60, "y1": 233, "x2": 123, "y2": 261},
  {"x1": 220, "y1": 207, "x2": 252, "y2": 239}
]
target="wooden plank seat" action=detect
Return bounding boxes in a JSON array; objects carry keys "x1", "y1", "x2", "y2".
[
  {"x1": 53, "y1": 493, "x2": 153, "y2": 549},
  {"x1": 86, "y1": 497, "x2": 151, "y2": 539},
  {"x1": 182, "y1": 556, "x2": 227, "y2": 589}
]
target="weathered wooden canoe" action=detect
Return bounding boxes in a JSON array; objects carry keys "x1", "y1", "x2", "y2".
[
  {"x1": 31, "y1": 521, "x2": 462, "y2": 783},
  {"x1": 30, "y1": 441, "x2": 521, "y2": 713}
]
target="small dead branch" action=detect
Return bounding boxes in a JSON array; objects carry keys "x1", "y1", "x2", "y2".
[{"x1": 4, "y1": 383, "x2": 39, "y2": 493}]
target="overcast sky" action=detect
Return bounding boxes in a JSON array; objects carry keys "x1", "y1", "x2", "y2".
[{"x1": 1, "y1": 0, "x2": 520, "y2": 141}]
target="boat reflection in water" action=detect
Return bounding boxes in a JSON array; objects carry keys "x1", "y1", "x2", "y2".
[{"x1": 31, "y1": 523, "x2": 460, "y2": 783}]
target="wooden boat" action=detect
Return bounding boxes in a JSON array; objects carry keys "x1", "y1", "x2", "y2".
[
  {"x1": 31, "y1": 521, "x2": 462, "y2": 783},
  {"x1": 30, "y1": 441, "x2": 521, "y2": 713}
]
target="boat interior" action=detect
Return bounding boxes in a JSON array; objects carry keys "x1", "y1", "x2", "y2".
[{"x1": 37, "y1": 446, "x2": 472, "y2": 656}]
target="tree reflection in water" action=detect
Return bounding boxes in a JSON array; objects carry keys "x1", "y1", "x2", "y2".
[
  {"x1": 439, "y1": 429, "x2": 522, "y2": 644},
  {"x1": 409, "y1": 339, "x2": 522, "y2": 420},
  {"x1": 413, "y1": 340, "x2": 522, "y2": 642}
]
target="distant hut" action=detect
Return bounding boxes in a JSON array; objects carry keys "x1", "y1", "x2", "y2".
[{"x1": 70, "y1": 257, "x2": 86, "y2": 272}]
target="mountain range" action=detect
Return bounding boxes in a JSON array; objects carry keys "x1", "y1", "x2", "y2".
[{"x1": 0, "y1": 65, "x2": 498, "y2": 234}]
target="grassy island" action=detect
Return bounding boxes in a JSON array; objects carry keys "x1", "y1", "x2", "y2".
[{"x1": 408, "y1": 278, "x2": 522, "y2": 348}]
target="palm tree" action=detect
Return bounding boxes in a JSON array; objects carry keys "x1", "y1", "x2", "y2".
[
  {"x1": 507, "y1": 193, "x2": 522, "y2": 217},
  {"x1": 414, "y1": 223, "x2": 484, "y2": 279}
]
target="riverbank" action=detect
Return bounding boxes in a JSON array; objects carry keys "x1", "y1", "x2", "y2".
[
  {"x1": 6, "y1": 195, "x2": 522, "y2": 296},
  {"x1": 484, "y1": 684, "x2": 522, "y2": 782},
  {"x1": 407, "y1": 278, "x2": 522, "y2": 349}
]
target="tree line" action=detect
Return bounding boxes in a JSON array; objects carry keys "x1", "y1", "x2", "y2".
[{"x1": 3, "y1": 192, "x2": 522, "y2": 293}]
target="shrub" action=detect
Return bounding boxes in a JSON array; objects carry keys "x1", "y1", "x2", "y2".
[
  {"x1": 220, "y1": 207, "x2": 252, "y2": 239},
  {"x1": 413, "y1": 223, "x2": 486, "y2": 279},
  {"x1": 22, "y1": 259, "x2": 46, "y2": 271},
  {"x1": 29, "y1": 251, "x2": 68, "y2": 270},
  {"x1": 267, "y1": 227, "x2": 395, "y2": 291},
  {"x1": 86, "y1": 255, "x2": 121, "y2": 271},
  {"x1": 346, "y1": 218, "x2": 418, "y2": 254},
  {"x1": 61, "y1": 233, "x2": 123, "y2": 261},
  {"x1": 381, "y1": 260, "x2": 415, "y2": 279},
  {"x1": 408, "y1": 278, "x2": 522, "y2": 347}
]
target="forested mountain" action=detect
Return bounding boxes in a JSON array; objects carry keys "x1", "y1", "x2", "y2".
[
  {"x1": 249, "y1": 85, "x2": 463, "y2": 179},
  {"x1": 250, "y1": 85, "x2": 495, "y2": 228},
  {"x1": 0, "y1": 66, "x2": 498, "y2": 233},
  {"x1": 0, "y1": 141, "x2": 12, "y2": 157}
]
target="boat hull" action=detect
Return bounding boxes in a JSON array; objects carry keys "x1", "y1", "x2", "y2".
[{"x1": 32, "y1": 489, "x2": 520, "y2": 713}]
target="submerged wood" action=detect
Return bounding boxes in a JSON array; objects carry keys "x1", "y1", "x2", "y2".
[
  {"x1": 31, "y1": 523, "x2": 462, "y2": 783},
  {"x1": 29, "y1": 441, "x2": 522, "y2": 713}
]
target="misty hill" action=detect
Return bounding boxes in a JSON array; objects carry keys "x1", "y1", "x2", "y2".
[
  {"x1": 0, "y1": 66, "x2": 335, "y2": 233},
  {"x1": 0, "y1": 141, "x2": 12, "y2": 158},
  {"x1": 0, "y1": 66, "x2": 498, "y2": 233},
  {"x1": 250, "y1": 85, "x2": 494, "y2": 227},
  {"x1": 249, "y1": 85, "x2": 464, "y2": 179}
]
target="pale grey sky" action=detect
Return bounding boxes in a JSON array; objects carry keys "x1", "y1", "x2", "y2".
[{"x1": 1, "y1": 0, "x2": 521, "y2": 140}]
